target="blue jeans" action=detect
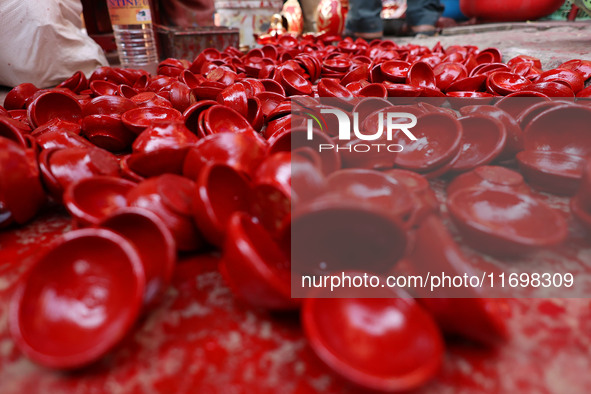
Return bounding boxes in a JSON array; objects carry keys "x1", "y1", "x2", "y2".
[{"x1": 345, "y1": 0, "x2": 443, "y2": 34}]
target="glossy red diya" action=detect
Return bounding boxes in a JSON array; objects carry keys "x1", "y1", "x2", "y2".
[
  {"x1": 183, "y1": 132, "x2": 267, "y2": 180},
  {"x1": 447, "y1": 165, "x2": 531, "y2": 197},
  {"x1": 302, "y1": 285, "x2": 444, "y2": 392},
  {"x1": 405, "y1": 215, "x2": 509, "y2": 344},
  {"x1": 517, "y1": 150, "x2": 586, "y2": 196},
  {"x1": 220, "y1": 212, "x2": 296, "y2": 310},
  {"x1": 325, "y1": 169, "x2": 416, "y2": 227},
  {"x1": 290, "y1": 197, "x2": 407, "y2": 274},
  {"x1": 393, "y1": 112, "x2": 463, "y2": 172},
  {"x1": 523, "y1": 104, "x2": 591, "y2": 158},
  {"x1": 27, "y1": 91, "x2": 82, "y2": 128},
  {"x1": 63, "y1": 176, "x2": 136, "y2": 227},
  {"x1": 9, "y1": 228, "x2": 145, "y2": 369},
  {"x1": 451, "y1": 114, "x2": 507, "y2": 172},
  {"x1": 121, "y1": 106, "x2": 184, "y2": 135},
  {"x1": 193, "y1": 163, "x2": 252, "y2": 247},
  {"x1": 100, "y1": 208, "x2": 176, "y2": 307},
  {"x1": 127, "y1": 174, "x2": 203, "y2": 252},
  {"x1": 448, "y1": 188, "x2": 568, "y2": 256},
  {"x1": 0, "y1": 137, "x2": 46, "y2": 225}
]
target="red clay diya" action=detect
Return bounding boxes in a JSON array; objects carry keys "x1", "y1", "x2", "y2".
[
  {"x1": 9, "y1": 228, "x2": 145, "y2": 369},
  {"x1": 523, "y1": 104, "x2": 591, "y2": 158},
  {"x1": 448, "y1": 188, "x2": 568, "y2": 256},
  {"x1": 126, "y1": 174, "x2": 204, "y2": 252},
  {"x1": 63, "y1": 176, "x2": 136, "y2": 227},
  {"x1": 451, "y1": 114, "x2": 507, "y2": 172},
  {"x1": 100, "y1": 208, "x2": 176, "y2": 307},
  {"x1": 517, "y1": 150, "x2": 586, "y2": 196},
  {"x1": 302, "y1": 285, "x2": 443, "y2": 392},
  {"x1": 220, "y1": 212, "x2": 296, "y2": 310},
  {"x1": 193, "y1": 163, "x2": 252, "y2": 247},
  {"x1": 447, "y1": 165, "x2": 531, "y2": 197}
]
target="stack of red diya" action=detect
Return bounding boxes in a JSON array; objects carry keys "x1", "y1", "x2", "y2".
[{"x1": 1, "y1": 34, "x2": 590, "y2": 391}]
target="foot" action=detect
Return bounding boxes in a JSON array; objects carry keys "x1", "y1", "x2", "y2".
[{"x1": 411, "y1": 24, "x2": 437, "y2": 35}]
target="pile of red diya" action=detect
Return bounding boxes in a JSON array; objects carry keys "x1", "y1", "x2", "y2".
[{"x1": 1, "y1": 33, "x2": 591, "y2": 391}]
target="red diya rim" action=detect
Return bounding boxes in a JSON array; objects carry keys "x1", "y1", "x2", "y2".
[
  {"x1": 301, "y1": 285, "x2": 444, "y2": 392},
  {"x1": 220, "y1": 212, "x2": 295, "y2": 310},
  {"x1": 99, "y1": 207, "x2": 177, "y2": 308},
  {"x1": 448, "y1": 188, "x2": 568, "y2": 252},
  {"x1": 63, "y1": 175, "x2": 136, "y2": 227},
  {"x1": 9, "y1": 228, "x2": 145, "y2": 370}
]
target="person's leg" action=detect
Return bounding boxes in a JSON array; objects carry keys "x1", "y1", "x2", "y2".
[
  {"x1": 406, "y1": 0, "x2": 444, "y2": 33},
  {"x1": 345, "y1": 0, "x2": 383, "y2": 38}
]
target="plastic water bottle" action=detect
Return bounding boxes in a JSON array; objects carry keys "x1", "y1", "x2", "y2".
[{"x1": 106, "y1": 0, "x2": 159, "y2": 74}]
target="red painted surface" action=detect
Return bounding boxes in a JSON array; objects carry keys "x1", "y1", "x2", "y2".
[{"x1": 1, "y1": 185, "x2": 591, "y2": 392}]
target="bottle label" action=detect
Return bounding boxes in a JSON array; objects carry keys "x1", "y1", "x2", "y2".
[{"x1": 107, "y1": 0, "x2": 152, "y2": 25}]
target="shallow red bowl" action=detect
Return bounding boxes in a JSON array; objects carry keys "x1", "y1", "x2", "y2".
[
  {"x1": 325, "y1": 169, "x2": 416, "y2": 227},
  {"x1": 220, "y1": 212, "x2": 296, "y2": 310},
  {"x1": 266, "y1": 127, "x2": 340, "y2": 175},
  {"x1": 182, "y1": 99, "x2": 217, "y2": 135},
  {"x1": 451, "y1": 114, "x2": 507, "y2": 172},
  {"x1": 538, "y1": 68, "x2": 585, "y2": 93},
  {"x1": 380, "y1": 60, "x2": 411, "y2": 83},
  {"x1": 193, "y1": 163, "x2": 252, "y2": 247},
  {"x1": 260, "y1": 79, "x2": 286, "y2": 95},
  {"x1": 63, "y1": 176, "x2": 135, "y2": 227},
  {"x1": 4, "y1": 83, "x2": 39, "y2": 110},
  {"x1": 459, "y1": 104, "x2": 523, "y2": 159},
  {"x1": 516, "y1": 150, "x2": 586, "y2": 196},
  {"x1": 302, "y1": 286, "x2": 443, "y2": 392},
  {"x1": 127, "y1": 174, "x2": 203, "y2": 252},
  {"x1": 434, "y1": 62, "x2": 467, "y2": 91},
  {"x1": 447, "y1": 165, "x2": 531, "y2": 197},
  {"x1": 217, "y1": 83, "x2": 248, "y2": 117},
  {"x1": 524, "y1": 81, "x2": 575, "y2": 97},
  {"x1": 487, "y1": 71, "x2": 530, "y2": 95},
  {"x1": 290, "y1": 197, "x2": 407, "y2": 274},
  {"x1": 0, "y1": 115, "x2": 29, "y2": 147},
  {"x1": 36, "y1": 130, "x2": 93, "y2": 151},
  {"x1": 182, "y1": 132, "x2": 267, "y2": 180},
  {"x1": 382, "y1": 168, "x2": 440, "y2": 225},
  {"x1": 100, "y1": 208, "x2": 176, "y2": 308},
  {"x1": 448, "y1": 188, "x2": 568, "y2": 256},
  {"x1": 340, "y1": 64, "x2": 370, "y2": 86},
  {"x1": 0, "y1": 137, "x2": 46, "y2": 224},
  {"x1": 82, "y1": 95, "x2": 137, "y2": 117},
  {"x1": 516, "y1": 100, "x2": 564, "y2": 130},
  {"x1": 203, "y1": 105, "x2": 256, "y2": 136},
  {"x1": 406, "y1": 62, "x2": 436, "y2": 89},
  {"x1": 523, "y1": 104, "x2": 591, "y2": 157},
  {"x1": 317, "y1": 78, "x2": 354, "y2": 99},
  {"x1": 9, "y1": 228, "x2": 145, "y2": 369},
  {"x1": 89, "y1": 80, "x2": 118, "y2": 96},
  {"x1": 446, "y1": 91, "x2": 494, "y2": 109},
  {"x1": 279, "y1": 68, "x2": 313, "y2": 96},
  {"x1": 27, "y1": 91, "x2": 83, "y2": 128},
  {"x1": 393, "y1": 112, "x2": 463, "y2": 172},
  {"x1": 121, "y1": 106, "x2": 184, "y2": 135},
  {"x1": 418, "y1": 297, "x2": 509, "y2": 346},
  {"x1": 383, "y1": 82, "x2": 422, "y2": 99},
  {"x1": 130, "y1": 91, "x2": 173, "y2": 108},
  {"x1": 81, "y1": 114, "x2": 135, "y2": 152},
  {"x1": 42, "y1": 146, "x2": 120, "y2": 201},
  {"x1": 445, "y1": 74, "x2": 487, "y2": 92}
]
